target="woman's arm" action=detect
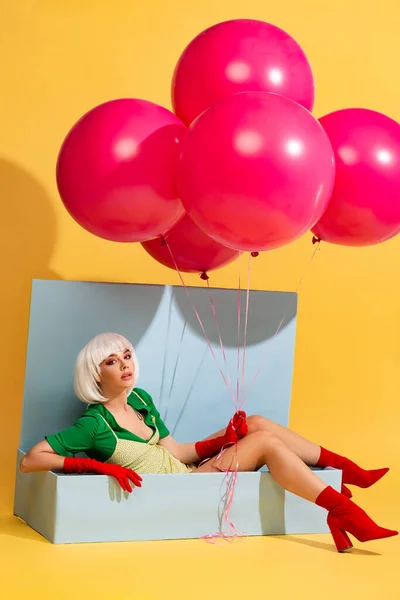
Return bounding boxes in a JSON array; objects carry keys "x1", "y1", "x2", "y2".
[
  {"x1": 21, "y1": 412, "x2": 101, "y2": 474},
  {"x1": 159, "y1": 412, "x2": 248, "y2": 463},
  {"x1": 158, "y1": 436, "x2": 200, "y2": 464},
  {"x1": 20, "y1": 440, "x2": 66, "y2": 473},
  {"x1": 21, "y1": 440, "x2": 142, "y2": 491}
]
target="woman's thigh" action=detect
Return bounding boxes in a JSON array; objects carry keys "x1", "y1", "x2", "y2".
[{"x1": 193, "y1": 431, "x2": 270, "y2": 473}]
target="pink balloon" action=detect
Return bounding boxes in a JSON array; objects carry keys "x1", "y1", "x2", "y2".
[
  {"x1": 172, "y1": 19, "x2": 314, "y2": 126},
  {"x1": 56, "y1": 99, "x2": 186, "y2": 242},
  {"x1": 141, "y1": 213, "x2": 238, "y2": 275},
  {"x1": 312, "y1": 108, "x2": 400, "y2": 246},
  {"x1": 178, "y1": 92, "x2": 335, "y2": 252}
]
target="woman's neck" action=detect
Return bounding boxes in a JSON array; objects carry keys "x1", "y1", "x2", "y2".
[{"x1": 103, "y1": 390, "x2": 129, "y2": 414}]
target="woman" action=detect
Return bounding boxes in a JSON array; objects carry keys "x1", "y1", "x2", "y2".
[{"x1": 21, "y1": 332, "x2": 397, "y2": 552}]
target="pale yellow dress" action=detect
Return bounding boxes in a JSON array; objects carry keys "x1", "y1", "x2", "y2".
[{"x1": 96, "y1": 392, "x2": 196, "y2": 474}]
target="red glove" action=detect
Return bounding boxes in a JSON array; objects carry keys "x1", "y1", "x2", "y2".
[
  {"x1": 230, "y1": 410, "x2": 248, "y2": 438},
  {"x1": 194, "y1": 411, "x2": 248, "y2": 460},
  {"x1": 63, "y1": 457, "x2": 142, "y2": 493}
]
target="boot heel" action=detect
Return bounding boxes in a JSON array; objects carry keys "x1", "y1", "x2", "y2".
[
  {"x1": 327, "y1": 517, "x2": 353, "y2": 552},
  {"x1": 317, "y1": 486, "x2": 398, "y2": 553},
  {"x1": 341, "y1": 484, "x2": 353, "y2": 498}
]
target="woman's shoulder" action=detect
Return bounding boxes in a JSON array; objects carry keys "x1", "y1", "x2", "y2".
[
  {"x1": 131, "y1": 387, "x2": 151, "y2": 399},
  {"x1": 78, "y1": 403, "x2": 108, "y2": 426},
  {"x1": 129, "y1": 387, "x2": 154, "y2": 406}
]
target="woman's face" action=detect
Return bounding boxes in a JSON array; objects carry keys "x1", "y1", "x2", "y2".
[{"x1": 99, "y1": 347, "x2": 135, "y2": 397}]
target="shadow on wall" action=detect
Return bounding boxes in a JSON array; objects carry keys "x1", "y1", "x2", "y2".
[
  {"x1": 0, "y1": 158, "x2": 60, "y2": 512},
  {"x1": 173, "y1": 287, "x2": 297, "y2": 347}
]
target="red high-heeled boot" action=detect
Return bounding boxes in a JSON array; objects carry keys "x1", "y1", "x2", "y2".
[
  {"x1": 315, "y1": 486, "x2": 398, "y2": 552},
  {"x1": 316, "y1": 447, "x2": 389, "y2": 498}
]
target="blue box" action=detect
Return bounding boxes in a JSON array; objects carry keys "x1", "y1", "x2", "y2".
[{"x1": 14, "y1": 280, "x2": 341, "y2": 543}]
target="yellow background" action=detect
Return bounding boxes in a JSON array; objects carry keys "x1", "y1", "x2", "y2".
[{"x1": 0, "y1": 1, "x2": 399, "y2": 598}]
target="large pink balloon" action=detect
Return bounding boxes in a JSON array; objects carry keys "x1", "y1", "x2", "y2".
[
  {"x1": 178, "y1": 92, "x2": 335, "y2": 252},
  {"x1": 56, "y1": 99, "x2": 186, "y2": 242},
  {"x1": 312, "y1": 108, "x2": 400, "y2": 246},
  {"x1": 141, "y1": 213, "x2": 238, "y2": 274},
  {"x1": 172, "y1": 19, "x2": 315, "y2": 126}
]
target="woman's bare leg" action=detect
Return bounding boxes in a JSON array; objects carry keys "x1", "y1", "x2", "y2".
[
  {"x1": 246, "y1": 415, "x2": 321, "y2": 464},
  {"x1": 194, "y1": 431, "x2": 326, "y2": 502},
  {"x1": 204, "y1": 414, "x2": 321, "y2": 465}
]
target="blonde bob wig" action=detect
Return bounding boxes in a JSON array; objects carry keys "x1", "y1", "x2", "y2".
[{"x1": 74, "y1": 332, "x2": 139, "y2": 404}]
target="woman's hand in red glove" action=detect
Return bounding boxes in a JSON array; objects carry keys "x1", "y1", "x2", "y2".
[
  {"x1": 194, "y1": 411, "x2": 248, "y2": 460},
  {"x1": 227, "y1": 410, "x2": 248, "y2": 440},
  {"x1": 63, "y1": 457, "x2": 142, "y2": 493}
]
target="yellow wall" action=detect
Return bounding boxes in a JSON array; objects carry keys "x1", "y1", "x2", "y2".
[{"x1": 1, "y1": 1, "x2": 399, "y2": 515}]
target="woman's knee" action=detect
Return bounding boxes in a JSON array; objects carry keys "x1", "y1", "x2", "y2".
[
  {"x1": 247, "y1": 414, "x2": 272, "y2": 433},
  {"x1": 247, "y1": 429, "x2": 281, "y2": 452}
]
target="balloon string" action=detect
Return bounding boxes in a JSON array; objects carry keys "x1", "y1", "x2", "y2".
[
  {"x1": 203, "y1": 253, "x2": 252, "y2": 542},
  {"x1": 243, "y1": 239, "x2": 321, "y2": 404},
  {"x1": 163, "y1": 321, "x2": 186, "y2": 424},
  {"x1": 204, "y1": 241, "x2": 321, "y2": 543},
  {"x1": 171, "y1": 345, "x2": 208, "y2": 436},
  {"x1": 158, "y1": 289, "x2": 173, "y2": 418},
  {"x1": 161, "y1": 244, "x2": 243, "y2": 540},
  {"x1": 201, "y1": 444, "x2": 246, "y2": 543},
  {"x1": 206, "y1": 279, "x2": 235, "y2": 399},
  {"x1": 236, "y1": 256, "x2": 242, "y2": 410},
  {"x1": 239, "y1": 253, "x2": 252, "y2": 410},
  {"x1": 203, "y1": 252, "x2": 246, "y2": 543},
  {"x1": 216, "y1": 255, "x2": 251, "y2": 540},
  {"x1": 162, "y1": 237, "x2": 236, "y2": 405}
]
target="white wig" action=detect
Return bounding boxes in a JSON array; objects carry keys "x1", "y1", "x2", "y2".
[{"x1": 74, "y1": 332, "x2": 139, "y2": 404}]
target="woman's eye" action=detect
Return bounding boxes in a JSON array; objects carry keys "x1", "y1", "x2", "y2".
[
  {"x1": 106, "y1": 359, "x2": 116, "y2": 366},
  {"x1": 124, "y1": 354, "x2": 131, "y2": 360}
]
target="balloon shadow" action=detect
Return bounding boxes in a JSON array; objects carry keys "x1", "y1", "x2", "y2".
[
  {"x1": 172, "y1": 287, "x2": 297, "y2": 347},
  {"x1": 0, "y1": 159, "x2": 166, "y2": 512},
  {"x1": 0, "y1": 158, "x2": 61, "y2": 513},
  {"x1": 271, "y1": 534, "x2": 381, "y2": 556}
]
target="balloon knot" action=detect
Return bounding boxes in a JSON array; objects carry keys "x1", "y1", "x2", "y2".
[
  {"x1": 251, "y1": 252, "x2": 259, "y2": 258},
  {"x1": 312, "y1": 236, "x2": 321, "y2": 245},
  {"x1": 160, "y1": 236, "x2": 167, "y2": 247},
  {"x1": 200, "y1": 271, "x2": 209, "y2": 281}
]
